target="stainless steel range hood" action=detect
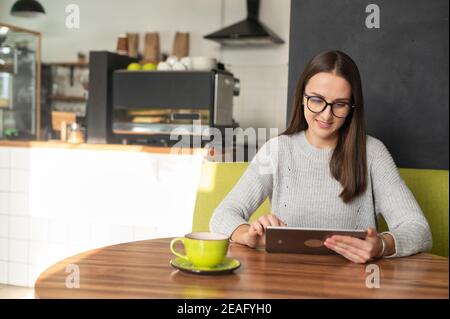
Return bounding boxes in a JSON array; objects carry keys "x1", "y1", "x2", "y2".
[{"x1": 204, "y1": 0, "x2": 284, "y2": 46}]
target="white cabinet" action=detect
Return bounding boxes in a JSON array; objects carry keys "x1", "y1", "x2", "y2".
[{"x1": 0, "y1": 145, "x2": 203, "y2": 287}]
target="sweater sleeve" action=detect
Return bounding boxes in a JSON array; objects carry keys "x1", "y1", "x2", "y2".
[
  {"x1": 370, "y1": 139, "x2": 433, "y2": 258},
  {"x1": 209, "y1": 138, "x2": 279, "y2": 237}
]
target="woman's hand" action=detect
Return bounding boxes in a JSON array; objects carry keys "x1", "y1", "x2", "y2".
[
  {"x1": 243, "y1": 214, "x2": 287, "y2": 248},
  {"x1": 323, "y1": 228, "x2": 384, "y2": 263}
]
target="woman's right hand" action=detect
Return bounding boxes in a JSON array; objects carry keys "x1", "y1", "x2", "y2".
[{"x1": 243, "y1": 214, "x2": 287, "y2": 248}]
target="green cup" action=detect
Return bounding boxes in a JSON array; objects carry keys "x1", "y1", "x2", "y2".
[{"x1": 170, "y1": 232, "x2": 229, "y2": 268}]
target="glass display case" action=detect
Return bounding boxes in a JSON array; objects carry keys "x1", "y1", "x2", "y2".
[{"x1": 0, "y1": 23, "x2": 41, "y2": 140}]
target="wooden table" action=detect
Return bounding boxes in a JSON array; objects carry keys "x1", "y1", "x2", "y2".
[{"x1": 35, "y1": 238, "x2": 449, "y2": 299}]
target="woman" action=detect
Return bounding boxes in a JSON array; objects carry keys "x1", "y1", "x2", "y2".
[{"x1": 209, "y1": 50, "x2": 432, "y2": 263}]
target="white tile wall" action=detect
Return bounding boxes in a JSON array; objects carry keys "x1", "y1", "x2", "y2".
[
  {"x1": 7, "y1": 262, "x2": 28, "y2": 286},
  {"x1": 46, "y1": 243, "x2": 70, "y2": 266},
  {"x1": 0, "y1": 215, "x2": 8, "y2": 238},
  {"x1": 89, "y1": 223, "x2": 111, "y2": 248},
  {"x1": 10, "y1": 148, "x2": 31, "y2": 170},
  {"x1": 10, "y1": 170, "x2": 30, "y2": 193},
  {"x1": 48, "y1": 220, "x2": 69, "y2": 244},
  {"x1": 133, "y1": 226, "x2": 158, "y2": 241},
  {"x1": 29, "y1": 217, "x2": 49, "y2": 242},
  {"x1": 9, "y1": 239, "x2": 28, "y2": 263},
  {"x1": 0, "y1": 146, "x2": 203, "y2": 287},
  {"x1": 0, "y1": 169, "x2": 10, "y2": 192},
  {"x1": 9, "y1": 216, "x2": 29, "y2": 240},
  {"x1": 9, "y1": 193, "x2": 29, "y2": 216},
  {"x1": 0, "y1": 192, "x2": 9, "y2": 215},
  {"x1": 28, "y1": 264, "x2": 40, "y2": 288},
  {"x1": 229, "y1": 64, "x2": 289, "y2": 139},
  {"x1": 0, "y1": 148, "x2": 9, "y2": 168},
  {"x1": 0, "y1": 238, "x2": 8, "y2": 260},
  {"x1": 109, "y1": 225, "x2": 134, "y2": 245},
  {"x1": 68, "y1": 222, "x2": 90, "y2": 245},
  {"x1": 0, "y1": 260, "x2": 7, "y2": 283},
  {"x1": 28, "y1": 242, "x2": 49, "y2": 266}
]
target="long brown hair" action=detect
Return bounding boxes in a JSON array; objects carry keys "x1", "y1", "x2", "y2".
[{"x1": 283, "y1": 50, "x2": 367, "y2": 203}]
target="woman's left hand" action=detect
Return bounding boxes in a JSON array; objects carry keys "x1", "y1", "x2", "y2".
[{"x1": 323, "y1": 228, "x2": 382, "y2": 264}]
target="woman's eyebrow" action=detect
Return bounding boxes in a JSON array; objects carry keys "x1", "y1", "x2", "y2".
[{"x1": 309, "y1": 91, "x2": 351, "y2": 102}]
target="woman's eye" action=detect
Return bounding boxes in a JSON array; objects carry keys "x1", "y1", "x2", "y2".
[
  {"x1": 310, "y1": 97, "x2": 323, "y2": 103},
  {"x1": 334, "y1": 102, "x2": 348, "y2": 108}
]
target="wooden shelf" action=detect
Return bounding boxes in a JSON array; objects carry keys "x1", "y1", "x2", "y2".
[
  {"x1": 47, "y1": 62, "x2": 89, "y2": 68},
  {"x1": 48, "y1": 95, "x2": 86, "y2": 102}
]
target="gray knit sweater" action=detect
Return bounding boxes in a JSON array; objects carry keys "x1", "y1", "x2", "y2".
[{"x1": 209, "y1": 130, "x2": 432, "y2": 258}]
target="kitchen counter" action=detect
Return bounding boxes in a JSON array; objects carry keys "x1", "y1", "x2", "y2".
[
  {"x1": 0, "y1": 140, "x2": 207, "y2": 155},
  {"x1": 0, "y1": 140, "x2": 208, "y2": 287},
  {"x1": 0, "y1": 138, "x2": 258, "y2": 287}
]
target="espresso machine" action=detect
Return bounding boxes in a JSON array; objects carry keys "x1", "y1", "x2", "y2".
[{"x1": 86, "y1": 51, "x2": 240, "y2": 147}]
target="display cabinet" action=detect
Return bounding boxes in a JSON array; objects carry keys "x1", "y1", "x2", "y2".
[{"x1": 0, "y1": 23, "x2": 41, "y2": 140}]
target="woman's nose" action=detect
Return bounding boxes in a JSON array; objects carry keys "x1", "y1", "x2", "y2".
[{"x1": 321, "y1": 105, "x2": 334, "y2": 119}]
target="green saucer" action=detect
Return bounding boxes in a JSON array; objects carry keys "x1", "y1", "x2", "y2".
[{"x1": 170, "y1": 257, "x2": 241, "y2": 275}]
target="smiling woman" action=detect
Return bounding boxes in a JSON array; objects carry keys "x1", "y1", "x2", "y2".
[
  {"x1": 285, "y1": 51, "x2": 367, "y2": 203},
  {"x1": 209, "y1": 50, "x2": 433, "y2": 264}
]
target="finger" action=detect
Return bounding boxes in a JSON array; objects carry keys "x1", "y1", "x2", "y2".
[
  {"x1": 326, "y1": 238, "x2": 371, "y2": 262},
  {"x1": 330, "y1": 235, "x2": 371, "y2": 251},
  {"x1": 250, "y1": 222, "x2": 263, "y2": 236},
  {"x1": 267, "y1": 214, "x2": 284, "y2": 227},
  {"x1": 325, "y1": 241, "x2": 366, "y2": 263},
  {"x1": 326, "y1": 243, "x2": 364, "y2": 263},
  {"x1": 258, "y1": 216, "x2": 271, "y2": 229},
  {"x1": 366, "y1": 227, "x2": 378, "y2": 238},
  {"x1": 250, "y1": 221, "x2": 264, "y2": 236}
]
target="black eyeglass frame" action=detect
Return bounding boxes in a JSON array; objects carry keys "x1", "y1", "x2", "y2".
[{"x1": 303, "y1": 94, "x2": 357, "y2": 118}]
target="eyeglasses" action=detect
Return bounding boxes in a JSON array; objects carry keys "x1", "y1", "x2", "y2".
[{"x1": 304, "y1": 94, "x2": 356, "y2": 118}]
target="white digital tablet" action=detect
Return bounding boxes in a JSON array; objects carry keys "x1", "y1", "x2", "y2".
[{"x1": 265, "y1": 226, "x2": 368, "y2": 254}]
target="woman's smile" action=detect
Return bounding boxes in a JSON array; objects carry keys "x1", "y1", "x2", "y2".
[{"x1": 316, "y1": 119, "x2": 333, "y2": 129}]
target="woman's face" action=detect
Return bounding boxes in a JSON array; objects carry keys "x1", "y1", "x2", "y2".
[{"x1": 303, "y1": 72, "x2": 352, "y2": 144}]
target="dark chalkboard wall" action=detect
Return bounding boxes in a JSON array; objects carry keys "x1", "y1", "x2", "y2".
[{"x1": 287, "y1": 0, "x2": 449, "y2": 169}]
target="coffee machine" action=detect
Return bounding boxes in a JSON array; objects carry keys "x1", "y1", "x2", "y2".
[{"x1": 86, "y1": 51, "x2": 240, "y2": 147}]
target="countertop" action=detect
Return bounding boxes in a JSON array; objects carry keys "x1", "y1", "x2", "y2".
[{"x1": 0, "y1": 139, "x2": 208, "y2": 155}]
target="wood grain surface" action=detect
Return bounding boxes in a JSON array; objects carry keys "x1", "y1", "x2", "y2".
[{"x1": 35, "y1": 238, "x2": 449, "y2": 299}]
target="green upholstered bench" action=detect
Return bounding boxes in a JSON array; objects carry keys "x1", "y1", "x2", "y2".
[{"x1": 192, "y1": 162, "x2": 449, "y2": 257}]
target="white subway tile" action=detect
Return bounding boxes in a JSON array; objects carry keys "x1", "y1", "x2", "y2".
[
  {"x1": 229, "y1": 64, "x2": 288, "y2": 90},
  {"x1": 0, "y1": 238, "x2": 8, "y2": 260},
  {"x1": 0, "y1": 169, "x2": 9, "y2": 192},
  {"x1": 0, "y1": 148, "x2": 10, "y2": 168},
  {"x1": 29, "y1": 217, "x2": 49, "y2": 242},
  {"x1": 0, "y1": 192, "x2": 9, "y2": 215},
  {"x1": 89, "y1": 223, "x2": 111, "y2": 248},
  {"x1": 10, "y1": 148, "x2": 31, "y2": 170},
  {"x1": 0, "y1": 260, "x2": 7, "y2": 284},
  {"x1": 9, "y1": 239, "x2": 28, "y2": 263},
  {"x1": 28, "y1": 242, "x2": 50, "y2": 266},
  {"x1": 68, "y1": 222, "x2": 90, "y2": 245},
  {"x1": 48, "y1": 220, "x2": 69, "y2": 244},
  {"x1": 9, "y1": 193, "x2": 29, "y2": 216},
  {"x1": 9, "y1": 216, "x2": 30, "y2": 240},
  {"x1": 10, "y1": 170, "x2": 30, "y2": 193},
  {"x1": 7, "y1": 262, "x2": 28, "y2": 287},
  {"x1": 28, "y1": 264, "x2": 41, "y2": 288},
  {"x1": 0, "y1": 215, "x2": 8, "y2": 238},
  {"x1": 46, "y1": 243, "x2": 70, "y2": 265},
  {"x1": 110, "y1": 225, "x2": 134, "y2": 244},
  {"x1": 133, "y1": 226, "x2": 158, "y2": 241}
]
